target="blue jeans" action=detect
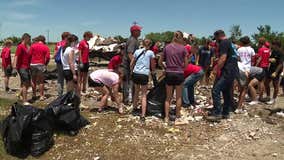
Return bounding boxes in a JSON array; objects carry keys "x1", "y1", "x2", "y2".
[
  {"x1": 183, "y1": 70, "x2": 204, "y2": 105},
  {"x1": 211, "y1": 76, "x2": 234, "y2": 116}
]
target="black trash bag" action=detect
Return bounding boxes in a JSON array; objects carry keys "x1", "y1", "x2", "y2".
[
  {"x1": 146, "y1": 78, "x2": 166, "y2": 118},
  {"x1": 30, "y1": 109, "x2": 54, "y2": 157},
  {"x1": 0, "y1": 103, "x2": 53, "y2": 158},
  {"x1": 45, "y1": 92, "x2": 89, "y2": 134}
]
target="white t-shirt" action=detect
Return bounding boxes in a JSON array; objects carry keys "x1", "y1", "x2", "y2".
[
  {"x1": 237, "y1": 46, "x2": 255, "y2": 72},
  {"x1": 90, "y1": 69, "x2": 119, "y2": 87},
  {"x1": 61, "y1": 47, "x2": 78, "y2": 70}
]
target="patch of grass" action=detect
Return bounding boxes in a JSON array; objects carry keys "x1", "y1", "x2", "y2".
[{"x1": 0, "y1": 98, "x2": 15, "y2": 108}]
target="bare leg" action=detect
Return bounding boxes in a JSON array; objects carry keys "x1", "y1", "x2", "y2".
[
  {"x1": 133, "y1": 84, "x2": 140, "y2": 109},
  {"x1": 237, "y1": 86, "x2": 247, "y2": 109},
  {"x1": 165, "y1": 85, "x2": 174, "y2": 120},
  {"x1": 141, "y1": 85, "x2": 148, "y2": 117},
  {"x1": 175, "y1": 84, "x2": 183, "y2": 118},
  {"x1": 112, "y1": 84, "x2": 123, "y2": 113},
  {"x1": 32, "y1": 75, "x2": 37, "y2": 97},
  {"x1": 96, "y1": 86, "x2": 110, "y2": 110},
  {"x1": 273, "y1": 80, "x2": 279, "y2": 99},
  {"x1": 82, "y1": 72, "x2": 88, "y2": 92},
  {"x1": 22, "y1": 82, "x2": 29, "y2": 103},
  {"x1": 265, "y1": 78, "x2": 271, "y2": 98},
  {"x1": 248, "y1": 79, "x2": 258, "y2": 101},
  {"x1": 39, "y1": 75, "x2": 44, "y2": 98}
]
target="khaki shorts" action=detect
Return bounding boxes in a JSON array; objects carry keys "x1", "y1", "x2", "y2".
[{"x1": 31, "y1": 65, "x2": 46, "y2": 77}]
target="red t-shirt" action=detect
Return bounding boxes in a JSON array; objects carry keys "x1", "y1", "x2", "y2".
[
  {"x1": 15, "y1": 43, "x2": 30, "y2": 69},
  {"x1": 185, "y1": 44, "x2": 191, "y2": 57},
  {"x1": 54, "y1": 40, "x2": 66, "y2": 58},
  {"x1": 184, "y1": 64, "x2": 202, "y2": 78},
  {"x1": 78, "y1": 40, "x2": 90, "y2": 64},
  {"x1": 1, "y1": 47, "x2": 12, "y2": 68},
  {"x1": 108, "y1": 55, "x2": 122, "y2": 70},
  {"x1": 151, "y1": 45, "x2": 159, "y2": 54},
  {"x1": 30, "y1": 42, "x2": 50, "y2": 65},
  {"x1": 257, "y1": 46, "x2": 270, "y2": 68}
]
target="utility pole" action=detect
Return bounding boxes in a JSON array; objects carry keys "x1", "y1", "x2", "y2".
[{"x1": 46, "y1": 29, "x2": 50, "y2": 44}]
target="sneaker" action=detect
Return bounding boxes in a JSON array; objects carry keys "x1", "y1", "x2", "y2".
[
  {"x1": 23, "y1": 102, "x2": 31, "y2": 106},
  {"x1": 39, "y1": 96, "x2": 46, "y2": 101},
  {"x1": 266, "y1": 99, "x2": 275, "y2": 105},
  {"x1": 259, "y1": 97, "x2": 270, "y2": 103},
  {"x1": 234, "y1": 109, "x2": 246, "y2": 114},
  {"x1": 206, "y1": 115, "x2": 222, "y2": 122},
  {"x1": 248, "y1": 101, "x2": 259, "y2": 105}
]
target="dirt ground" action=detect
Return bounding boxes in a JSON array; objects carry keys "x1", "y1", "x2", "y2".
[{"x1": 0, "y1": 63, "x2": 283, "y2": 160}]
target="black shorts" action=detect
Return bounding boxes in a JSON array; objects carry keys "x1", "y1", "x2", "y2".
[
  {"x1": 79, "y1": 63, "x2": 89, "y2": 73},
  {"x1": 63, "y1": 70, "x2": 78, "y2": 83},
  {"x1": 132, "y1": 73, "x2": 149, "y2": 85},
  {"x1": 4, "y1": 67, "x2": 12, "y2": 77},
  {"x1": 18, "y1": 69, "x2": 31, "y2": 83},
  {"x1": 262, "y1": 67, "x2": 269, "y2": 78},
  {"x1": 88, "y1": 77, "x2": 104, "y2": 87},
  {"x1": 165, "y1": 72, "x2": 184, "y2": 86}
]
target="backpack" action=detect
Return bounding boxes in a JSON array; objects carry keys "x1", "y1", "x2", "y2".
[{"x1": 54, "y1": 46, "x2": 63, "y2": 64}]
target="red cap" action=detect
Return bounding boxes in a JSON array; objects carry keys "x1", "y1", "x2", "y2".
[
  {"x1": 130, "y1": 25, "x2": 142, "y2": 32},
  {"x1": 264, "y1": 42, "x2": 270, "y2": 48}
]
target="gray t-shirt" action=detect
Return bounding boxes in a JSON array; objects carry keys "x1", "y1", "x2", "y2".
[{"x1": 123, "y1": 36, "x2": 139, "y2": 71}]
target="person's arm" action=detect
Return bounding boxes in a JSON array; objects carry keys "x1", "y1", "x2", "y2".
[
  {"x1": 196, "y1": 49, "x2": 200, "y2": 66},
  {"x1": 45, "y1": 47, "x2": 51, "y2": 65},
  {"x1": 54, "y1": 44, "x2": 58, "y2": 59},
  {"x1": 158, "y1": 53, "x2": 166, "y2": 70},
  {"x1": 184, "y1": 54, "x2": 189, "y2": 69},
  {"x1": 212, "y1": 41, "x2": 229, "y2": 74},
  {"x1": 130, "y1": 56, "x2": 135, "y2": 72},
  {"x1": 126, "y1": 40, "x2": 137, "y2": 62},
  {"x1": 13, "y1": 46, "x2": 20, "y2": 69},
  {"x1": 68, "y1": 50, "x2": 77, "y2": 80}
]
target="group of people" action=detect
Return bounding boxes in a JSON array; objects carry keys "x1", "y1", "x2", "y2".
[{"x1": 1, "y1": 24, "x2": 284, "y2": 124}]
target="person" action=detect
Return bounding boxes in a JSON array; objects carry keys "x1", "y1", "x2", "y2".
[
  {"x1": 159, "y1": 31, "x2": 188, "y2": 123},
  {"x1": 29, "y1": 35, "x2": 50, "y2": 101},
  {"x1": 61, "y1": 34, "x2": 80, "y2": 95},
  {"x1": 236, "y1": 62, "x2": 249, "y2": 111},
  {"x1": 89, "y1": 69, "x2": 123, "y2": 114},
  {"x1": 182, "y1": 64, "x2": 204, "y2": 108},
  {"x1": 247, "y1": 66, "x2": 265, "y2": 105},
  {"x1": 255, "y1": 38, "x2": 271, "y2": 101},
  {"x1": 265, "y1": 40, "x2": 284, "y2": 105},
  {"x1": 1, "y1": 39, "x2": 13, "y2": 92},
  {"x1": 78, "y1": 31, "x2": 93, "y2": 94},
  {"x1": 108, "y1": 46, "x2": 124, "y2": 73},
  {"x1": 196, "y1": 40, "x2": 214, "y2": 85},
  {"x1": 130, "y1": 39, "x2": 156, "y2": 122},
  {"x1": 122, "y1": 24, "x2": 141, "y2": 104},
  {"x1": 236, "y1": 36, "x2": 256, "y2": 107},
  {"x1": 12, "y1": 33, "x2": 31, "y2": 105},
  {"x1": 207, "y1": 30, "x2": 239, "y2": 122},
  {"x1": 54, "y1": 32, "x2": 70, "y2": 96}
]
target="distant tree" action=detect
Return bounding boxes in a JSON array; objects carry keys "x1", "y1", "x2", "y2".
[
  {"x1": 114, "y1": 35, "x2": 127, "y2": 43},
  {"x1": 145, "y1": 31, "x2": 174, "y2": 43},
  {"x1": 229, "y1": 25, "x2": 242, "y2": 42},
  {"x1": 0, "y1": 36, "x2": 21, "y2": 45},
  {"x1": 251, "y1": 25, "x2": 284, "y2": 49}
]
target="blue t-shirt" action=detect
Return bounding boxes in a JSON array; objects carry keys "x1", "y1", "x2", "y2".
[{"x1": 133, "y1": 48, "x2": 155, "y2": 75}]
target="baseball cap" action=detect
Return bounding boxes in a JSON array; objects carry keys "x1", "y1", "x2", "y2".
[
  {"x1": 130, "y1": 25, "x2": 142, "y2": 32},
  {"x1": 264, "y1": 42, "x2": 270, "y2": 48}
]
